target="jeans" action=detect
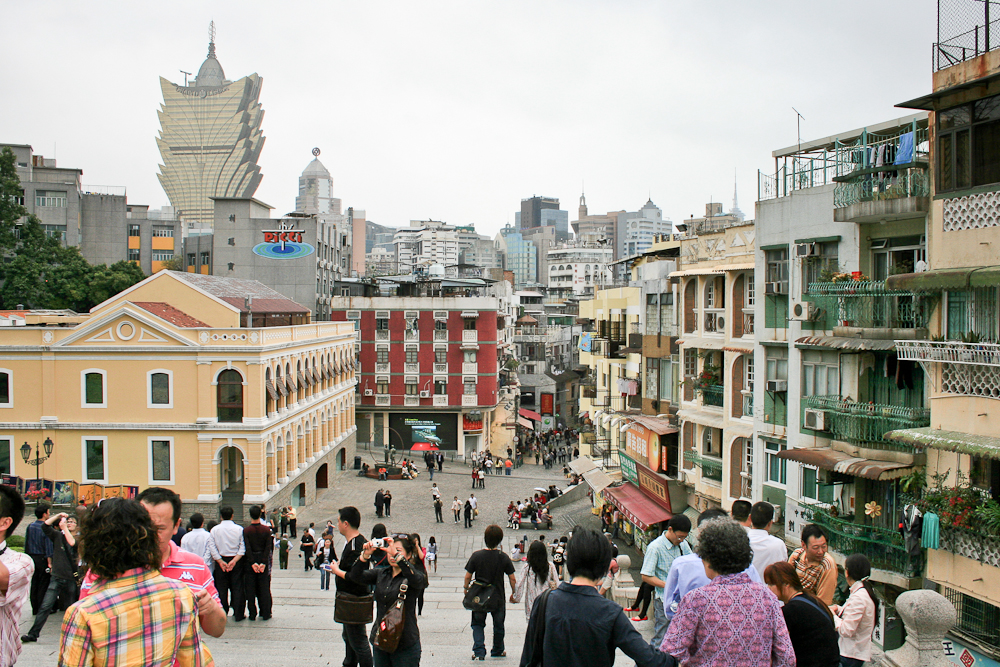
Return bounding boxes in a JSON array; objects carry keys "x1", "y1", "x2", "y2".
[
  {"x1": 471, "y1": 606, "x2": 506, "y2": 657},
  {"x1": 28, "y1": 554, "x2": 50, "y2": 615},
  {"x1": 373, "y1": 641, "x2": 421, "y2": 667},
  {"x1": 289, "y1": 519, "x2": 297, "y2": 538},
  {"x1": 505, "y1": 467, "x2": 511, "y2": 475},
  {"x1": 650, "y1": 596, "x2": 669, "y2": 650},
  {"x1": 342, "y1": 621, "x2": 374, "y2": 667},
  {"x1": 245, "y1": 569, "x2": 272, "y2": 619},
  {"x1": 25, "y1": 576, "x2": 75, "y2": 639},
  {"x1": 454, "y1": 511, "x2": 460, "y2": 523},
  {"x1": 320, "y1": 568, "x2": 331, "y2": 590},
  {"x1": 841, "y1": 658, "x2": 865, "y2": 667}
]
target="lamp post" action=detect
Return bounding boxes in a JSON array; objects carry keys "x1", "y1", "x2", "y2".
[{"x1": 20, "y1": 437, "x2": 54, "y2": 486}]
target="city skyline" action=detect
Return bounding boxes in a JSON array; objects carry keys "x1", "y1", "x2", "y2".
[{"x1": 1, "y1": 1, "x2": 934, "y2": 237}]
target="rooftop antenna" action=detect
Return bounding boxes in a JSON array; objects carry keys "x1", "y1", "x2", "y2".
[
  {"x1": 180, "y1": 70, "x2": 192, "y2": 86},
  {"x1": 792, "y1": 107, "x2": 804, "y2": 153},
  {"x1": 207, "y1": 20, "x2": 217, "y2": 58}
]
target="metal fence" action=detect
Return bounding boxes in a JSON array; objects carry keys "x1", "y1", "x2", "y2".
[
  {"x1": 805, "y1": 280, "x2": 935, "y2": 329},
  {"x1": 810, "y1": 510, "x2": 911, "y2": 575},
  {"x1": 935, "y1": 0, "x2": 1000, "y2": 71},
  {"x1": 801, "y1": 395, "x2": 930, "y2": 451}
]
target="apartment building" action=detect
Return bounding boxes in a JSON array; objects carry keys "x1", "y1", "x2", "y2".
[
  {"x1": 546, "y1": 243, "x2": 613, "y2": 297},
  {"x1": 394, "y1": 220, "x2": 460, "y2": 274}
]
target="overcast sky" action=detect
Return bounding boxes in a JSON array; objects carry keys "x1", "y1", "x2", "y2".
[{"x1": 2, "y1": 1, "x2": 936, "y2": 237}]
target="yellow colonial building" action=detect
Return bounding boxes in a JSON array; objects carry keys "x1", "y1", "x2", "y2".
[{"x1": 0, "y1": 270, "x2": 357, "y2": 518}]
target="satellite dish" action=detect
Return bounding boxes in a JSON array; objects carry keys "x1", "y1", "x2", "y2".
[{"x1": 312, "y1": 147, "x2": 321, "y2": 157}]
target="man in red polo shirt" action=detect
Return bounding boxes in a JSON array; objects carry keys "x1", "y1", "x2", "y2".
[{"x1": 79, "y1": 488, "x2": 226, "y2": 638}]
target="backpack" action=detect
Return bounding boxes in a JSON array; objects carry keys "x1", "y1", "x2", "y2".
[{"x1": 552, "y1": 546, "x2": 564, "y2": 564}]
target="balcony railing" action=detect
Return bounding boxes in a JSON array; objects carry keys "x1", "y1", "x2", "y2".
[
  {"x1": 833, "y1": 163, "x2": 930, "y2": 209},
  {"x1": 808, "y1": 509, "x2": 911, "y2": 576},
  {"x1": 896, "y1": 340, "x2": 1000, "y2": 367},
  {"x1": 684, "y1": 450, "x2": 723, "y2": 482},
  {"x1": 404, "y1": 396, "x2": 419, "y2": 406},
  {"x1": 934, "y1": 2, "x2": 1000, "y2": 72},
  {"x1": 463, "y1": 362, "x2": 478, "y2": 374},
  {"x1": 704, "y1": 309, "x2": 724, "y2": 334},
  {"x1": 376, "y1": 330, "x2": 389, "y2": 341},
  {"x1": 404, "y1": 329, "x2": 419, "y2": 341},
  {"x1": 433, "y1": 363, "x2": 447, "y2": 374},
  {"x1": 462, "y1": 330, "x2": 478, "y2": 343},
  {"x1": 801, "y1": 395, "x2": 930, "y2": 451},
  {"x1": 375, "y1": 363, "x2": 390, "y2": 374},
  {"x1": 462, "y1": 395, "x2": 477, "y2": 406},
  {"x1": 806, "y1": 280, "x2": 933, "y2": 329},
  {"x1": 743, "y1": 311, "x2": 754, "y2": 336},
  {"x1": 434, "y1": 330, "x2": 448, "y2": 342},
  {"x1": 404, "y1": 363, "x2": 419, "y2": 373},
  {"x1": 741, "y1": 389, "x2": 753, "y2": 418},
  {"x1": 375, "y1": 395, "x2": 390, "y2": 406},
  {"x1": 433, "y1": 394, "x2": 448, "y2": 406},
  {"x1": 700, "y1": 385, "x2": 725, "y2": 408}
]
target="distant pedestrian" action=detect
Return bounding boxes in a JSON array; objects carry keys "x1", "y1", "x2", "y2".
[
  {"x1": 453, "y1": 496, "x2": 462, "y2": 523},
  {"x1": 505, "y1": 458, "x2": 513, "y2": 475},
  {"x1": 552, "y1": 537, "x2": 567, "y2": 580},
  {"x1": 472, "y1": 467, "x2": 479, "y2": 488},
  {"x1": 427, "y1": 536, "x2": 438, "y2": 573},
  {"x1": 287, "y1": 506, "x2": 297, "y2": 538},
  {"x1": 278, "y1": 534, "x2": 290, "y2": 569},
  {"x1": 465, "y1": 524, "x2": 517, "y2": 660},
  {"x1": 434, "y1": 498, "x2": 444, "y2": 523},
  {"x1": 470, "y1": 494, "x2": 478, "y2": 520},
  {"x1": 300, "y1": 532, "x2": 316, "y2": 571},
  {"x1": 315, "y1": 536, "x2": 337, "y2": 591},
  {"x1": 437, "y1": 451, "x2": 444, "y2": 471},
  {"x1": 280, "y1": 507, "x2": 289, "y2": 535},
  {"x1": 374, "y1": 489, "x2": 384, "y2": 518},
  {"x1": 243, "y1": 505, "x2": 274, "y2": 621},
  {"x1": 486, "y1": 458, "x2": 494, "y2": 475},
  {"x1": 464, "y1": 499, "x2": 474, "y2": 528},
  {"x1": 383, "y1": 489, "x2": 393, "y2": 518}
]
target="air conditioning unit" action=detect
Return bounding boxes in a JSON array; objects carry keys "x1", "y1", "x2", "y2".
[
  {"x1": 364, "y1": 389, "x2": 374, "y2": 396},
  {"x1": 765, "y1": 380, "x2": 788, "y2": 392},
  {"x1": 795, "y1": 242, "x2": 818, "y2": 257},
  {"x1": 419, "y1": 390, "x2": 431, "y2": 398},
  {"x1": 764, "y1": 281, "x2": 786, "y2": 295},
  {"x1": 803, "y1": 408, "x2": 828, "y2": 431},
  {"x1": 791, "y1": 300, "x2": 817, "y2": 320}
]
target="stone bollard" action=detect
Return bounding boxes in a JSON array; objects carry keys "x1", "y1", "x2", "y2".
[{"x1": 877, "y1": 589, "x2": 957, "y2": 667}]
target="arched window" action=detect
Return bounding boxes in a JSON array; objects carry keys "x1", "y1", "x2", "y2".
[{"x1": 217, "y1": 370, "x2": 244, "y2": 422}]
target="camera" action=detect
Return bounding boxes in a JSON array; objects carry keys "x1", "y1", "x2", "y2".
[{"x1": 370, "y1": 538, "x2": 385, "y2": 549}]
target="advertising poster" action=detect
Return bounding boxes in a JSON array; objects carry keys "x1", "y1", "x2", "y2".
[
  {"x1": 540, "y1": 393, "x2": 554, "y2": 415},
  {"x1": 389, "y1": 413, "x2": 458, "y2": 451},
  {"x1": 1, "y1": 475, "x2": 24, "y2": 494},
  {"x1": 79, "y1": 484, "x2": 105, "y2": 506},
  {"x1": 53, "y1": 480, "x2": 79, "y2": 505}
]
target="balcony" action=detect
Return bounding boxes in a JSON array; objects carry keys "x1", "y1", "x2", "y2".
[
  {"x1": 404, "y1": 363, "x2": 419, "y2": 373},
  {"x1": 684, "y1": 451, "x2": 723, "y2": 482},
  {"x1": 462, "y1": 395, "x2": 477, "y2": 406},
  {"x1": 434, "y1": 330, "x2": 448, "y2": 342},
  {"x1": 433, "y1": 363, "x2": 447, "y2": 374},
  {"x1": 896, "y1": 340, "x2": 1000, "y2": 367},
  {"x1": 375, "y1": 362, "x2": 390, "y2": 374},
  {"x1": 741, "y1": 389, "x2": 754, "y2": 418},
  {"x1": 833, "y1": 164, "x2": 930, "y2": 223},
  {"x1": 433, "y1": 394, "x2": 448, "y2": 406},
  {"x1": 806, "y1": 280, "x2": 932, "y2": 330},
  {"x1": 375, "y1": 395, "x2": 390, "y2": 406},
  {"x1": 462, "y1": 330, "x2": 478, "y2": 343},
  {"x1": 801, "y1": 395, "x2": 930, "y2": 451},
  {"x1": 376, "y1": 330, "x2": 389, "y2": 341},
  {"x1": 808, "y1": 508, "x2": 912, "y2": 577},
  {"x1": 404, "y1": 396, "x2": 419, "y2": 406},
  {"x1": 742, "y1": 311, "x2": 754, "y2": 336},
  {"x1": 700, "y1": 385, "x2": 724, "y2": 408},
  {"x1": 703, "y1": 309, "x2": 725, "y2": 334},
  {"x1": 404, "y1": 329, "x2": 419, "y2": 341},
  {"x1": 463, "y1": 362, "x2": 478, "y2": 374}
]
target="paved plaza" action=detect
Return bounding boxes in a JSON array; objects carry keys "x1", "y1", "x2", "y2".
[{"x1": 14, "y1": 461, "x2": 651, "y2": 666}]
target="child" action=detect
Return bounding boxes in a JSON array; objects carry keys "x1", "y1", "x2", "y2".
[{"x1": 426, "y1": 536, "x2": 438, "y2": 573}]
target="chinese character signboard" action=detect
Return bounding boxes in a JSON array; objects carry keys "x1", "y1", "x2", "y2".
[
  {"x1": 618, "y1": 452, "x2": 639, "y2": 486},
  {"x1": 636, "y1": 460, "x2": 673, "y2": 513},
  {"x1": 624, "y1": 422, "x2": 660, "y2": 471},
  {"x1": 540, "y1": 393, "x2": 554, "y2": 415},
  {"x1": 942, "y1": 638, "x2": 1000, "y2": 667}
]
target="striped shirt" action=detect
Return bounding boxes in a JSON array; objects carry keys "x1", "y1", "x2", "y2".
[
  {"x1": 0, "y1": 541, "x2": 35, "y2": 667},
  {"x1": 81, "y1": 542, "x2": 221, "y2": 606},
  {"x1": 58, "y1": 567, "x2": 213, "y2": 667}
]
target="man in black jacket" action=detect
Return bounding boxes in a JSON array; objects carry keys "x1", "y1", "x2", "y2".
[
  {"x1": 465, "y1": 524, "x2": 516, "y2": 661},
  {"x1": 243, "y1": 505, "x2": 274, "y2": 621},
  {"x1": 337, "y1": 506, "x2": 372, "y2": 667},
  {"x1": 21, "y1": 511, "x2": 77, "y2": 643}
]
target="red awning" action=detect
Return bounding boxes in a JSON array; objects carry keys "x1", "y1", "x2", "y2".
[
  {"x1": 602, "y1": 482, "x2": 671, "y2": 532},
  {"x1": 519, "y1": 408, "x2": 542, "y2": 421}
]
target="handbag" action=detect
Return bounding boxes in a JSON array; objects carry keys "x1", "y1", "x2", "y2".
[
  {"x1": 373, "y1": 583, "x2": 408, "y2": 653},
  {"x1": 335, "y1": 591, "x2": 375, "y2": 624}
]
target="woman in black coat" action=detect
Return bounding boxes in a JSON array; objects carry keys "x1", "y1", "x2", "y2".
[{"x1": 300, "y1": 532, "x2": 316, "y2": 571}]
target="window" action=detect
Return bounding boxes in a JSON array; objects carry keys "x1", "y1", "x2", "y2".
[
  {"x1": 746, "y1": 277, "x2": 755, "y2": 306},
  {"x1": 128, "y1": 249, "x2": 140, "y2": 262},
  {"x1": 703, "y1": 428, "x2": 721, "y2": 456},
  {"x1": 43, "y1": 225, "x2": 65, "y2": 240},
  {"x1": 83, "y1": 437, "x2": 108, "y2": 483},
  {"x1": 946, "y1": 287, "x2": 999, "y2": 343},
  {"x1": 82, "y1": 370, "x2": 106, "y2": 408},
  {"x1": 803, "y1": 242, "x2": 839, "y2": 289},
  {"x1": 376, "y1": 347, "x2": 389, "y2": 364},
  {"x1": 659, "y1": 358, "x2": 674, "y2": 403},
  {"x1": 464, "y1": 319, "x2": 477, "y2": 330},
  {"x1": 0, "y1": 438, "x2": 10, "y2": 475},
  {"x1": 216, "y1": 369, "x2": 244, "y2": 422},
  {"x1": 152, "y1": 227, "x2": 175, "y2": 237},
  {"x1": 765, "y1": 248, "x2": 789, "y2": 292},
  {"x1": 35, "y1": 190, "x2": 67, "y2": 207},
  {"x1": 435, "y1": 348, "x2": 447, "y2": 364},
  {"x1": 683, "y1": 348, "x2": 698, "y2": 379},
  {"x1": 149, "y1": 437, "x2": 174, "y2": 484},
  {"x1": 765, "y1": 347, "x2": 788, "y2": 381},
  {"x1": 200, "y1": 251, "x2": 210, "y2": 265},
  {"x1": 802, "y1": 466, "x2": 834, "y2": 504},
  {"x1": 435, "y1": 320, "x2": 447, "y2": 330},
  {"x1": 938, "y1": 95, "x2": 1000, "y2": 193},
  {"x1": 152, "y1": 252, "x2": 174, "y2": 262},
  {"x1": 376, "y1": 318, "x2": 389, "y2": 330},
  {"x1": 463, "y1": 350, "x2": 477, "y2": 363},
  {"x1": 802, "y1": 351, "x2": 839, "y2": 397},
  {"x1": 405, "y1": 347, "x2": 418, "y2": 364},
  {"x1": 187, "y1": 253, "x2": 196, "y2": 266},
  {"x1": 765, "y1": 440, "x2": 787, "y2": 485},
  {"x1": 0, "y1": 370, "x2": 10, "y2": 408},
  {"x1": 435, "y1": 379, "x2": 448, "y2": 395},
  {"x1": 646, "y1": 294, "x2": 659, "y2": 335},
  {"x1": 645, "y1": 358, "x2": 658, "y2": 400},
  {"x1": 405, "y1": 379, "x2": 418, "y2": 396},
  {"x1": 148, "y1": 370, "x2": 172, "y2": 408},
  {"x1": 464, "y1": 378, "x2": 477, "y2": 395},
  {"x1": 128, "y1": 224, "x2": 141, "y2": 237},
  {"x1": 376, "y1": 377, "x2": 389, "y2": 394}
]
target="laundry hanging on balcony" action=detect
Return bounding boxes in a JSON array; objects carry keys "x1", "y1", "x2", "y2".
[{"x1": 616, "y1": 378, "x2": 638, "y2": 396}]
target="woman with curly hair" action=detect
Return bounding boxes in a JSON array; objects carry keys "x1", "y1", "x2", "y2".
[
  {"x1": 57, "y1": 498, "x2": 213, "y2": 666},
  {"x1": 662, "y1": 519, "x2": 795, "y2": 667}
]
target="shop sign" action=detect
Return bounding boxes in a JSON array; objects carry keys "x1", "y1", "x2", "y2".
[
  {"x1": 252, "y1": 220, "x2": 315, "y2": 259},
  {"x1": 618, "y1": 452, "x2": 639, "y2": 486},
  {"x1": 540, "y1": 393, "x2": 554, "y2": 415},
  {"x1": 625, "y1": 422, "x2": 660, "y2": 471},
  {"x1": 636, "y1": 461, "x2": 673, "y2": 513},
  {"x1": 943, "y1": 637, "x2": 1000, "y2": 667}
]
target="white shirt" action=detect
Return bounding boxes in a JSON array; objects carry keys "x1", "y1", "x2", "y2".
[
  {"x1": 431, "y1": 487, "x2": 441, "y2": 499},
  {"x1": 0, "y1": 539, "x2": 34, "y2": 667},
  {"x1": 747, "y1": 527, "x2": 788, "y2": 577},
  {"x1": 180, "y1": 527, "x2": 213, "y2": 569},
  {"x1": 209, "y1": 520, "x2": 246, "y2": 560},
  {"x1": 469, "y1": 496, "x2": 478, "y2": 509}
]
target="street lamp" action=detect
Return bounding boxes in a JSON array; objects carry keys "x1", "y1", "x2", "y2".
[{"x1": 21, "y1": 437, "x2": 53, "y2": 483}]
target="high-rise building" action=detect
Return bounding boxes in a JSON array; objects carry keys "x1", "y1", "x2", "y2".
[
  {"x1": 156, "y1": 23, "x2": 265, "y2": 236},
  {"x1": 295, "y1": 151, "x2": 341, "y2": 217},
  {"x1": 619, "y1": 199, "x2": 672, "y2": 258},
  {"x1": 393, "y1": 220, "x2": 459, "y2": 274},
  {"x1": 496, "y1": 225, "x2": 538, "y2": 289}
]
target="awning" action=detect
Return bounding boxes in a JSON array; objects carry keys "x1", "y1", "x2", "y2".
[
  {"x1": 884, "y1": 266, "x2": 1000, "y2": 292},
  {"x1": 460, "y1": 311, "x2": 480, "y2": 318},
  {"x1": 795, "y1": 336, "x2": 897, "y2": 351},
  {"x1": 884, "y1": 427, "x2": 1000, "y2": 460},
  {"x1": 311, "y1": 367, "x2": 321, "y2": 385},
  {"x1": 569, "y1": 457, "x2": 598, "y2": 475},
  {"x1": 602, "y1": 482, "x2": 672, "y2": 532},
  {"x1": 677, "y1": 409, "x2": 725, "y2": 430},
  {"x1": 584, "y1": 467, "x2": 614, "y2": 494},
  {"x1": 775, "y1": 447, "x2": 913, "y2": 480},
  {"x1": 276, "y1": 377, "x2": 288, "y2": 397},
  {"x1": 265, "y1": 379, "x2": 279, "y2": 401},
  {"x1": 520, "y1": 408, "x2": 542, "y2": 421},
  {"x1": 518, "y1": 417, "x2": 534, "y2": 429},
  {"x1": 286, "y1": 373, "x2": 298, "y2": 392},
  {"x1": 628, "y1": 415, "x2": 678, "y2": 435},
  {"x1": 578, "y1": 410, "x2": 589, "y2": 419},
  {"x1": 299, "y1": 370, "x2": 310, "y2": 387},
  {"x1": 668, "y1": 262, "x2": 755, "y2": 278}
]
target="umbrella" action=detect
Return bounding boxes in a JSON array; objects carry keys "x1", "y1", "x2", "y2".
[
  {"x1": 534, "y1": 487, "x2": 548, "y2": 492},
  {"x1": 410, "y1": 442, "x2": 440, "y2": 451}
]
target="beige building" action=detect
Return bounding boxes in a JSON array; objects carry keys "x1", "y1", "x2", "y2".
[{"x1": 0, "y1": 271, "x2": 356, "y2": 519}]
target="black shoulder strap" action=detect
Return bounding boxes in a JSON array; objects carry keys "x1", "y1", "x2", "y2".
[{"x1": 528, "y1": 588, "x2": 553, "y2": 667}]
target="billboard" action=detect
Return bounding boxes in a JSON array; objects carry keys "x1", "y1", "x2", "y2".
[
  {"x1": 540, "y1": 393, "x2": 554, "y2": 415},
  {"x1": 389, "y1": 413, "x2": 459, "y2": 451}
]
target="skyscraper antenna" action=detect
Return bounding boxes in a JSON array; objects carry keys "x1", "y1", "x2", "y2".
[{"x1": 207, "y1": 20, "x2": 217, "y2": 58}]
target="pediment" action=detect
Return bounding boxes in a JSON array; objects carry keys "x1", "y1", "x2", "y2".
[{"x1": 55, "y1": 307, "x2": 196, "y2": 347}]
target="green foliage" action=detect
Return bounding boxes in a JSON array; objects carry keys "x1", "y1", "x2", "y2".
[
  {"x1": 976, "y1": 500, "x2": 1000, "y2": 535},
  {"x1": 0, "y1": 148, "x2": 145, "y2": 311},
  {"x1": 6, "y1": 534, "x2": 25, "y2": 551},
  {"x1": 899, "y1": 468, "x2": 927, "y2": 495},
  {"x1": 917, "y1": 470, "x2": 990, "y2": 531}
]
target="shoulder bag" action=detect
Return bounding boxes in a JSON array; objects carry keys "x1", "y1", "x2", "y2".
[
  {"x1": 463, "y1": 550, "x2": 502, "y2": 612},
  {"x1": 523, "y1": 588, "x2": 552, "y2": 667},
  {"x1": 373, "y1": 582, "x2": 408, "y2": 653},
  {"x1": 334, "y1": 537, "x2": 375, "y2": 625}
]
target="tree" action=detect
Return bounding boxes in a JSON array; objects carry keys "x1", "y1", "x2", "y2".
[{"x1": 0, "y1": 147, "x2": 146, "y2": 311}]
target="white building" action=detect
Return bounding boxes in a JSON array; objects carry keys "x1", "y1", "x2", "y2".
[
  {"x1": 620, "y1": 199, "x2": 673, "y2": 259},
  {"x1": 393, "y1": 220, "x2": 460, "y2": 274},
  {"x1": 546, "y1": 243, "x2": 613, "y2": 296}
]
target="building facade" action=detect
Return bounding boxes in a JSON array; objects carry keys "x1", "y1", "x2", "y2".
[
  {"x1": 393, "y1": 220, "x2": 460, "y2": 274},
  {"x1": 546, "y1": 243, "x2": 613, "y2": 296},
  {"x1": 497, "y1": 226, "x2": 538, "y2": 289}
]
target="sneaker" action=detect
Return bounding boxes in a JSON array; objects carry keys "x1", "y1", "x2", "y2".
[
  {"x1": 630, "y1": 615, "x2": 648, "y2": 622},
  {"x1": 21, "y1": 635, "x2": 37, "y2": 643}
]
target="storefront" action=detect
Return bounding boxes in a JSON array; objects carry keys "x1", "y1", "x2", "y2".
[{"x1": 602, "y1": 478, "x2": 672, "y2": 554}]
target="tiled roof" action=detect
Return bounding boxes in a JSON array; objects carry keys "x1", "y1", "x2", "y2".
[
  {"x1": 132, "y1": 302, "x2": 210, "y2": 328},
  {"x1": 219, "y1": 297, "x2": 309, "y2": 314},
  {"x1": 167, "y1": 271, "x2": 309, "y2": 312}
]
